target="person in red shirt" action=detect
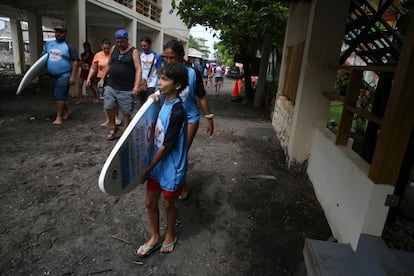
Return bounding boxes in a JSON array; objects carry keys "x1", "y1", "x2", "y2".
[{"x1": 76, "y1": 42, "x2": 98, "y2": 104}]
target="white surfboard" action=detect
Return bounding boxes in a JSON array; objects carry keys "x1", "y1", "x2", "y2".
[
  {"x1": 98, "y1": 95, "x2": 159, "y2": 196},
  {"x1": 16, "y1": 54, "x2": 48, "y2": 95}
]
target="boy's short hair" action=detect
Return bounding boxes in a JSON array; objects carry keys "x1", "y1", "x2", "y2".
[{"x1": 160, "y1": 63, "x2": 189, "y2": 92}]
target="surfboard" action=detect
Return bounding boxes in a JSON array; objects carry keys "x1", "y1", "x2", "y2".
[
  {"x1": 16, "y1": 54, "x2": 48, "y2": 95},
  {"x1": 98, "y1": 96, "x2": 159, "y2": 196}
]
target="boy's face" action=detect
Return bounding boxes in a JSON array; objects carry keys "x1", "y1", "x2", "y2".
[
  {"x1": 158, "y1": 74, "x2": 181, "y2": 96},
  {"x1": 163, "y1": 48, "x2": 179, "y2": 64},
  {"x1": 140, "y1": 41, "x2": 151, "y2": 54}
]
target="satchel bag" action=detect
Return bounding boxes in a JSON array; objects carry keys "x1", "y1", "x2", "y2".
[
  {"x1": 138, "y1": 79, "x2": 147, "y2": 92},
  {"x1": 138, "y1": 55, "x2": 156, "y2": 93}
]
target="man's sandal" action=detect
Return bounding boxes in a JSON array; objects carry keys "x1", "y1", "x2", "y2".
[{"x1": 106, "y1": 127, "x2": 119, "y2": 140}]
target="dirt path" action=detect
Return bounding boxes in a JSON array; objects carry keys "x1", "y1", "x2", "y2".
[{"x1": 0, "y1": 77, "x2": 331, "y2": 275}]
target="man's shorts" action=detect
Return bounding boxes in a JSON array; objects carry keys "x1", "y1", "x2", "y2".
[
  {"x1": 104, "y1": 85, "x2": 134, "y2": 115},
  {"x1": 50, "y1": 76, "x2": 70, "y2": 101},
  {"x1": 215, "y1": 76, "x2": 223, "y2": 83},
  {"x1": 147, "y1": 178, "x2": 182, "y2": 197}
]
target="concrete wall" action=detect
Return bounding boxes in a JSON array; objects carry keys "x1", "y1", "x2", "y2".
[
  {"x1": 272, "y1": 95, "x2": 294, "y2": 156},
  {"x1": 307, "y1": 127, "x2": 393, "y2": 249},
  {"x1": 272, "y1": 2, "x2": 310, "y2": 157},
  {"x1": 273, "y1": 0, "x2": 393, "y2": 250}
]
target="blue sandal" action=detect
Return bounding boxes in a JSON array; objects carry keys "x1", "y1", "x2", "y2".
[
  {"x1": 136, "y1": 241, "x2": 163, "y2": 258},
  {"x1": 161, "y1": 236, "x2": 178, "y2": 253}
]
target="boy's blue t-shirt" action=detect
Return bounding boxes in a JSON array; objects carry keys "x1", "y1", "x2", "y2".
[
  {"x1": 150, "y1": 97, "x2": 188, "y2": 192},
  {"x1": 42, "y1": 40, "x2": 78, "y2": 77},
  {"x1": 155, "y1": 65, "x2": 206, "y2": 124}
]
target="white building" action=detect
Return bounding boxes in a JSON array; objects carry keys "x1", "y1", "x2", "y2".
[{"x1": 0, "y1": 0, "x2": 190, "y2": 74}]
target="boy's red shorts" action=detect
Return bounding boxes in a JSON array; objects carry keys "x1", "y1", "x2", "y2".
[{"x1": 147, "y1": 178, "x2": 182, "y2": 197}]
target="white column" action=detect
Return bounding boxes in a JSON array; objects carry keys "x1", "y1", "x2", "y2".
[
  {"x1": 10, "y1": 18, "x2": 25, "y2": 74},
  {"x1": 153, "y1": 29, "x2": 163, "y2": 54},
  {"x1": 27, "y1": 12, "x2": 43, "y2": 64},
  {"x1": 126, "y1": 19, "x2": 138, "y2": 48},
  {"x1": 287, "y1": 0, "x2": 351, "y2": 163},
  {"x1": 65, "y1": 0, "x2": 85, "y2": 97}
]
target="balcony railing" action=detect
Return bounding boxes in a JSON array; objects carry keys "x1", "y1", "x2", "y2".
[
  {"x1": 113, "y1": 0, "x2": 133, "y2": 9},
  {"x1": 136, "y1": 0, "x2": 161, "y2": 23},
  {"x1": 112, "y1": 0, "x2": 161, "y2": 23}
]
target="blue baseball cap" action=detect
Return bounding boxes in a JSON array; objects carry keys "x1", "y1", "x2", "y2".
[{"x1": 114, "y1": 29, "x2": 128, "y2": 39}]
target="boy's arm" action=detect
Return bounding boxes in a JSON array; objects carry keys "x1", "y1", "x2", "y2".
[
  {"x1": 141, "y1": 146, "x2": 168, "y2": 182},
  {"x1": 199, "y1": 96, "x2": 214, "y2": 137},
  {"x1": 193, "y1": 68, "x2": 214, "y2": 137}
]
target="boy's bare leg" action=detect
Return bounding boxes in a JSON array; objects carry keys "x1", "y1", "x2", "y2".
[
  {"x1": 161, "y1": 196, "x2": 177, "y2": 253},
  {"x1": 137, "y1": 189, "x2": 163, "y2": 256}
]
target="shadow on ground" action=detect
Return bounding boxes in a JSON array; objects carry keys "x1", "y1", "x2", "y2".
[{"x1": 0, "y1": 76, "x2": 332, "y2": 275}]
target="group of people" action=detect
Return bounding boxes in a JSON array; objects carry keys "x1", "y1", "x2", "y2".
[
  {"x1": 196, "y1": 60, "x2": 225, "y2": 96},
  {"x1": 42, "y1": 26, "x2": 215, "y2": 256}
]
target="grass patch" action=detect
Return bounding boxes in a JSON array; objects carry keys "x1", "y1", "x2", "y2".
[{"x1": 328, "y1": 101, "x2": 343, "y2": 126}]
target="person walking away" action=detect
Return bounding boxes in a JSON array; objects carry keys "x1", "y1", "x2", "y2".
[
  {"x1": 139, "y1": 37, "x2": 162, "y2": 104},
  {"x1": 208, "y1": 63, "x2": 214, "y2": 87},
  {"x1": 86, "y1": 39, "x2": 120, "y2": 127},
  {"x1": 42, "y1": 24, "x2": 79, "y2": 125},
  {"x1": 161, "y1": 39, "x2": 214, "y2": 200},
  {"x1": 98, "y1": 29, "x2": 142, "y2": 140},
  {"x1": 77, "y1": 42, "x2": 98, "y2": 104},
  {"x1": 214, "y1": 62, "x2": 224, "y2": 96},
  {"x1": 202, "y1": 62, "x2": 210, "y2": 88},
  {"x1": 137, "y1": 63, "x2": 189, "y2": 257}
]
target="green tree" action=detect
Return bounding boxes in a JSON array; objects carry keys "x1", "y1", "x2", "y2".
[
  {"x1": 171, "y1": 0, "x2": 288, "y2": 105},
  {"x1": 189, "y1": 35, "x2": 201, "y2": 49},
  {"x1": 214, "y1": 41, "x2": 233, "y2": 66},
  {"x1": 189, "y1": 35, "x2": 211, "y2": 57}
]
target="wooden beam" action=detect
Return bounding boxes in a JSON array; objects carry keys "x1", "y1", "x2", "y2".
[
  {"x1": 336, "y1": 70, "x2": 363, "y2": 145},
  {"x1": 368, "y1": 15, "x2": 414, "y2": 184},
  {"x1": 329, "y1": 65, "x2": 396, "y2": 72},
  {"x1": 343, "y1": 105, "x2": 382, "y2": 126},
  {"x1": 323, "y1": 91, "x2": 346, "y2": 102}
]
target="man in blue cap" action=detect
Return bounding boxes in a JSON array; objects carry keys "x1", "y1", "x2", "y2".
[
  {"x1": 42, "y1": 24, "x2": 79, "y2": 125},
  {"x1": 98, "y1": 29, "x2": 142, "y2": 140}
]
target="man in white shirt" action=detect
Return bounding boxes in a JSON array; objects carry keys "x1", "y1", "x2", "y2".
[{"x1": 139, "y1": 37, "x2": 162, "y2": 103}]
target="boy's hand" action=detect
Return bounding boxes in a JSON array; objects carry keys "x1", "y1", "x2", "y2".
[
  {"x1": 148, "y1": 94, "x2": 159, "y2": 102},
  {"x1": 140, "y1": 167, "x2": 151, "y2": 184}
]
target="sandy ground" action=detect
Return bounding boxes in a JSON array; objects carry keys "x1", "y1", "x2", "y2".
[{"x1": 0, "y1": 76, "x2": 332, "y2": 275}]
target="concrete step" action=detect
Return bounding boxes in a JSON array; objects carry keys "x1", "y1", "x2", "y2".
[
  {"x1": 303, "y1": 235, "x2": 414, "y2": 276},
  {"x1": 355, "y1": 234, "x2": 413, "y2": 276},
  {"x1": 391, "y1": 249, "x2": 414, "y2": 275},
  {"x1": 303, "y1": 238, "x2": 365, "y2": 275}
]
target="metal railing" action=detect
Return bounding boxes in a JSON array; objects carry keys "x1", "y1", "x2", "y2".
[
  {"x1": 112, "y1": 0, "x2": 161, "y2": 23},
  {"x1": 136, "y1": 0, "x2": 161, "y2": 23}
]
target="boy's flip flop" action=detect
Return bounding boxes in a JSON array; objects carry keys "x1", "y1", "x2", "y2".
[
  {"x1": 136, "y1": 241, "x2": 163, "y2": 258},
  {"x1": 161, "y1": 236, "x2": 178, "y2": 253}
]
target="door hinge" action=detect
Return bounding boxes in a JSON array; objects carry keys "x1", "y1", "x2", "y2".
[{"x1": 385, "y1": 194, "x2": 399, "y2": 207}]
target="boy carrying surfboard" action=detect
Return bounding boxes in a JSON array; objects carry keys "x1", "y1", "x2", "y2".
[{"x1": 137, "y1": 63, "x2": 189, "y2": 257}]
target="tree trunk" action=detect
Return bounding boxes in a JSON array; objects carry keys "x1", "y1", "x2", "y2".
[
  {"x1": 243, "y1": 61, "x2": 254, "y2": 103},
  {"x1": 254, "y1": 35, "x2": 272, "y2": 108}
]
